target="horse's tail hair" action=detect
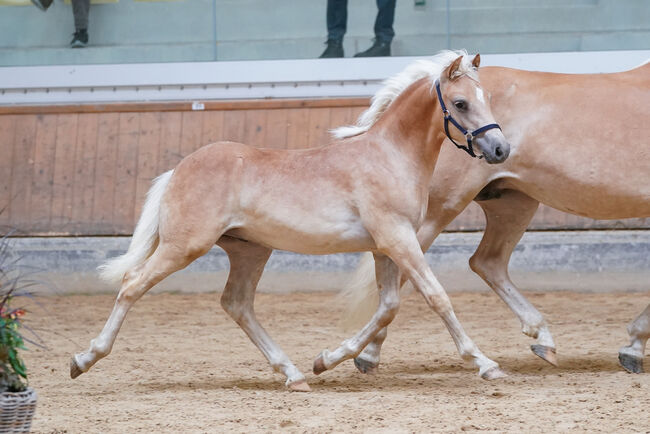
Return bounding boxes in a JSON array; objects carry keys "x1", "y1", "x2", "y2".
[
  {"x1": 337, "y1": 252, "x2": 380, "y2": 331},
  {"x1": 98, "y1": 169, "x2": 174, "y2": 285}
]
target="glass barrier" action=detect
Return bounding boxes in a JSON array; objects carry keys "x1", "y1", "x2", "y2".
[{"x1": 0, "y1": 0, "x2": 648, "y2": 66}]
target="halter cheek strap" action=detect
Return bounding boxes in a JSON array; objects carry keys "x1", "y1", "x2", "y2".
[{"x1": 434, "y1": 79, "x2": 502, "y2": 159}]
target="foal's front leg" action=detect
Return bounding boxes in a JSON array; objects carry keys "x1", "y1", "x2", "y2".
[
  {"x1": 384, "y1": 231, "x2": 505, "y2": 379},
  {"x1": 618, "y1": 303, "x2": 650, "y2": 374},
  {"x1": 313, "y1": 254, "x2": 400, "y2": 374}
]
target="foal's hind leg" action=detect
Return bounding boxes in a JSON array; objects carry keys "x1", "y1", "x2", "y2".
[
  {"x1": 618, "y1": 303, "x2": 650, "y2": 373},
  {"x1": 218, "y1": 237, "x2": 310, "y2": 391},
  {"x1": 71, "y1": 242, "x2": 205, "y2": 378},
  {"x1": 470, "y1": 190, "x2": 558, "y2": 366},
  {"x1": 314, "y1": 254, "x2": 400, "y2": 375}
]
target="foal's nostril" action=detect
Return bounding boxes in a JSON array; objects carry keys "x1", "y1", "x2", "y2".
[{"x1": 495, "y1": 146, "x2": 503, "y2": 158}]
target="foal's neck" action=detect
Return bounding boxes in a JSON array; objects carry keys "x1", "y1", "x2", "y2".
[{"x1": 371, "y1": 77, "x2": 446, "y2": 176}]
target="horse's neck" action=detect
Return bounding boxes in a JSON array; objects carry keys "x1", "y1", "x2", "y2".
[{"x1": 370, "y1": 78, "x2": 445, "y2": 175}]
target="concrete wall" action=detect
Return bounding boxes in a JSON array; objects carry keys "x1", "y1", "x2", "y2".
[
  {"x1": 8, "y1": 231, "x2": 650, "y2": 295},
  {"x1": 1, "y1": 0, "x2": 648, "y2": 66}
]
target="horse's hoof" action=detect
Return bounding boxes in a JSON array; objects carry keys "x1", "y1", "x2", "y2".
[
  {"x1": 313, "y1": 353, "x2": 327, "y2": 375},
  {"x1": 70, "y1": 357, "x2": 84, "y2": 379},
  {"x1": 287, "y1": 380, "x2": 311, "y2": 392},
  {"x1": 481, "y1": 366, "x2": 507, "y2": 381},
  {"x1": 531, "y1": 344, "x2": 558, "y2": 367},
  {"x1": 618, "y1": 352, "x2": 644, "y2": 374},
  {"x1": 353, "y1": 357, "x2": 378, "y2": 375}
]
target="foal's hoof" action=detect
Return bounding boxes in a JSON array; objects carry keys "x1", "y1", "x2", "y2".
[
  {"x1": 481, "y1": 366, "x2": 507, "y2": 381},
  {"x1": 287, "y1": 380, "x2": 312, "y2": 392},
  {"x1": 353, "y1": 357, "x2": 378, "y2": 375},
  {"x1": 531, "y1": 344, "x2": 558, "y2": 367},
  {"x1": 313, "y1": 353, "x2": 327, "y2": 375},
  {"x1": 70, "y1": 357, "x2": 84, "y2": 379},
  {"x1": 618, "y1": 352, "x2": 644, "y2": 374}
]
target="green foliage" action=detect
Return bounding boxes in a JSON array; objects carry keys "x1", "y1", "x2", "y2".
[{"x1": 0, "y1": 233, "x2": 39, "y2": 393}]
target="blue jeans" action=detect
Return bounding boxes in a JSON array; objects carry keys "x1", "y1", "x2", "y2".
[{"x1": 326, "y1": 0, "x2": 396, "y2": 44}]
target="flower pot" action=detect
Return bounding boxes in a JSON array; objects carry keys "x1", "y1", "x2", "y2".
[{"x1": 0, "y1": 388, "x2": 37, "y2": 433}]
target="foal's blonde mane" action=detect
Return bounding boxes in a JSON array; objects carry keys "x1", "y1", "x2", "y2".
[{"x1": 332, "y1": 50, "x2": 475, "y2": 140}]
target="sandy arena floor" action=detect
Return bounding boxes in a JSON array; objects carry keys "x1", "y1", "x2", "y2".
[{"x1": 23, "y1": 290, "x2": 650, "y2": 433}]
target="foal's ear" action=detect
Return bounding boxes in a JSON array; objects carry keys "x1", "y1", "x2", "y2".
[
  {"x1": 446, "y1": 56, "x2": 464, "y2": 80},
  {"x1": 472, "y1": 54, "x2": 481, "y2": 69}
]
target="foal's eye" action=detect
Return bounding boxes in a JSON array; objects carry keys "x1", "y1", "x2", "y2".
[{"x1": 454, "y1": 100, "x2": 468, "y2": 111}]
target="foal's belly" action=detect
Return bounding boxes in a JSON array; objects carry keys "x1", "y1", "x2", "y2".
[{"x1": 225, "y1": 215, "x2": 376, "y2": 255}]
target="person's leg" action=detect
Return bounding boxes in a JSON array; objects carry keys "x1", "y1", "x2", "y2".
[
  {"x1": 354, "y1": 0, "x2": 395, "y2": 57},
  {"x1": 374, "y1": 0, "x2": 396, "y2": 44},
  {"x1": 327, "y1": 0, "x2": 347, "y2": 42},
  {"x1": 70, "y1": 0, "x2": 90, "y2": 47},
  {"x1": 321, "y1": 0, "x2": 347, "y2": 57}
]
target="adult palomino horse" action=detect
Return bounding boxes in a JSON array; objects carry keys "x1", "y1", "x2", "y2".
[
  {"x1": 339, "y1": 60, "x2": 650, "y2": 374},
  {"x1": 70, "y1": 52, "x2": 511, "y2": 391}
]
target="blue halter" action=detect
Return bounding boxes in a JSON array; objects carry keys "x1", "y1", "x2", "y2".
[{"x1": 434, "y1": 79, "x2": 502, "y2": 158}]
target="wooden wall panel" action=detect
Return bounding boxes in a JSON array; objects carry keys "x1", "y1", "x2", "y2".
[
  {"x1": 0, "y1": 98, "x2": 647, "y2": 236},
  {"x1": 243, "y1": 109, "x2": 267, "y2": 148},
  {"x1": 134, "y1": 112, "x2": 162, "y2": 222},
  {"x1": 50, "y1": 114, "x2": 78, "y2": 233},
  {"x1": 91, "y1": 113, "x2": 120, "y2": 234},
  {"x1": 0, "y1": 116, "x2": 16, "y2": 228},
  {"x1": 112, "y1": 113, "x2": 140, "y2": 233},
  {"x1": 200, "y1": 111, "x2": 224, "y2": 146},
  {"x1": 30, "y1": 115, "x2": 58, "y2": 232},
  {"x1": 157, "y1": 112, "x2": 183, "y2": 173},
  {"x1": 8, "y1": 115, "x2": 36, "y2": 231},
  {"x1": 70, "y1": 113, "x2": 99, "y2": 233},
  {"x1": 265, "y1": 109, "x2": 288, "y2": 149},
  {"x1": 286, "y1": 108, "x2": 310, "y2": 149}
]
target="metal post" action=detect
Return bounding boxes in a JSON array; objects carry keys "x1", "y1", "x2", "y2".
[{"x1": 212, "y1": 0, "x2": 218, "y2": 61}]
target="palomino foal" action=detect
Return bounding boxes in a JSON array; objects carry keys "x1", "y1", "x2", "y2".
[{"x1": 70, "y1": 52, "x2": 509, "y2": 391}]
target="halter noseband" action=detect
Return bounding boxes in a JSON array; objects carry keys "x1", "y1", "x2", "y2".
[{"x1": 435, "y1": 79, "x2": 501, "y2": 158}]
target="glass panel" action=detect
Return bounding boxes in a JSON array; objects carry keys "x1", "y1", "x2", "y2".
[
  {"x1": 0, "y1": 0, "x2": 648, "y2": 67},
  {"x1": 0, "y1": 0, "x2": 216, "y2": 66},
  {"x1": 446, "y1": 0, "x2": 650, "y2": 55}
]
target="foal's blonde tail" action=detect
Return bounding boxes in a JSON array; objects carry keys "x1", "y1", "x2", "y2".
[
  {"x1": 98, "y1": 170, "x2": 174, "y2": 285},
  {"x1": 338, "y1": 252, "x2": 380, "y2": 331}
]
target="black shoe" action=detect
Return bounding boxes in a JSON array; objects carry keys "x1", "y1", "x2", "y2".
[
  {"x1": 319, "y1": 40, "x2": 344, "y2": 58},
  {"x1": 31, "y1": 0, "x2": 53, "y2": 11},
  {"x1": 70, "y1": 29, "x2": 88, "y2": 48},
  {"x1": 354, "y1": 40, "x2": 391, "y2": 57}
]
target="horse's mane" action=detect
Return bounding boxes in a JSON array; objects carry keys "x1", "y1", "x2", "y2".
[{"x1": 331, "y1": 50, "x2": 475, "y2": 140}]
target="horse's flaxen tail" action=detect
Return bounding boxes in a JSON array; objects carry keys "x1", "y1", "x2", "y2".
[
  {"x1": 338, "y1": 252, "x2": 380, "y2": 331},
  {"x1": 98, "y1": 170, "x2": 174, "y2": 285}
]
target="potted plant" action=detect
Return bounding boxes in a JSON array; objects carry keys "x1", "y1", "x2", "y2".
[{"x1": 0, "y1": 235, "x2": 38, "y2": 433}]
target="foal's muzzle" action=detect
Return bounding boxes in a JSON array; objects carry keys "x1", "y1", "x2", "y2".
[{"x1": 474, "y1": 132, "x2": 510, "y2": 164}]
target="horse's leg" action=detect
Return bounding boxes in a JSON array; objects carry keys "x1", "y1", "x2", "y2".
[
  {"x1": 387, "y1": 236, "x2": 505, "y2": 379},
  {"x1": 70, "y1": 241, "x2": 207, "y2": 378},
  {"x1": 469, "y1": 190, "x2": 557, "y2": 365},
  {"x1": 218, "y1": 237, "x2": 310, "y2": 391},
  {"x1": 314, "y1": 254, "x2": 400, "y2": 375},
  {"x1": 618, "y1": 303, "x2": 650, "y2": 373},
  {"x1": 353, "y1": 220, "x2": 443, "y2": 374},
  {"x1": 319, "y1": 231, "x2": 504, "y2": 380}
]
